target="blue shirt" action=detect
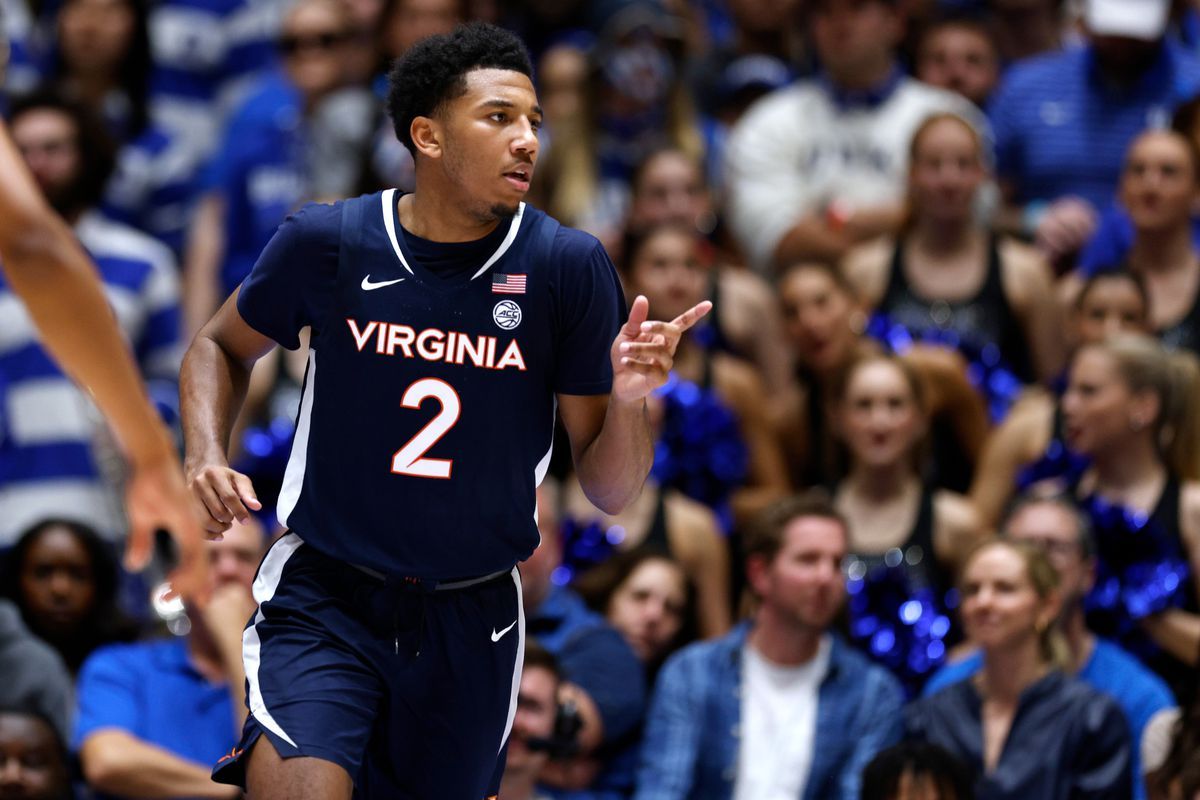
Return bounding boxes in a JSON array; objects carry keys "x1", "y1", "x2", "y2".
[
  {"x1": 204, "y1": 72, "x2": 306, "y2": 297},
  {"x1": 74, "y1": 638, "x2": 237, "y2": 789},
  {"x1": 0, "y1": 213, "x2": 181, "y2": 543},
  {"x1": 103, "y1": 126, "x2": 201, "y2": 257},
  {"x1": 922, "y1": 639, "x2": 1174, "y2": 799},
  {"x1": 1078, "y1": 205, "x2": 1200, "y2": 275},
  {"x1": 989, "y1": 41, "x2": 1200, "y2": 209},
  {"x1": 237, "y1": 192, "x2": 624, "y2": 579},
  {"x1": 635, "y1": 622, "x2": 904, "y2": 800}
]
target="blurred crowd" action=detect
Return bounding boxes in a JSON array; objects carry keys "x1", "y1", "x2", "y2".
[{"x1": 3, "y1": 0, "x2": 1200, "y2": 798}]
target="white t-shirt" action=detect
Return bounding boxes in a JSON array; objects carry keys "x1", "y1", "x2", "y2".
[
  {"x1": 723, "y1": 78, "x2": 979, "y2": 272},
  {"x1": 733, "y1": 636, "x2": 832, "y2": 800}
]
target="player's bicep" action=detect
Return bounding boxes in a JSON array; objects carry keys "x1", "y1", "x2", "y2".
[
  {"x1": 200, "y1": 287, "x2": 278, "y2": 366},
  {"x1": 557, "y1": 393, "x2": 609, "y2": 461}
]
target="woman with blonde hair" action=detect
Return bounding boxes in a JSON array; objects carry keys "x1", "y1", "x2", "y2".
[
  {"x1": 905, "y1": 538, "x2": 1133, "y2": 799},
  {"x1": 843, "y1": 112, "x2": 1064, "y2": 416}
]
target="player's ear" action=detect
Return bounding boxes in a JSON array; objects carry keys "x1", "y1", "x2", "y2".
[{"x1": 410, "y1": 116, "x2": 442, "y2": 160}]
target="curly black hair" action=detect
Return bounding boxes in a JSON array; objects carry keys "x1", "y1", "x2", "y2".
[{"x1": 385, "y1": 21, "x2": 533, "y2": 157}]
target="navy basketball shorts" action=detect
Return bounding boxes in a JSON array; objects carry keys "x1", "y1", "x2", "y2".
[{"x1": 212, "y1": 532, "x2": 525, "y2": 799}]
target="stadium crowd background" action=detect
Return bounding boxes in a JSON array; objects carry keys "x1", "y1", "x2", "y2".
[{"x1": 2, "y1": 0, "x2": 1200, "y2": 797}]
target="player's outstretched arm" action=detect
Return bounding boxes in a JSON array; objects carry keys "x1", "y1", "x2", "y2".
[
  {"x1": 181, "y1": 289, "x2": 274, "y2": 536},
  {"x1": 0, "y1": 120, "x2": 210, "y2": 601},
  {"x1": 560, "y1": 295, "x2": 712, "y2": 515}
]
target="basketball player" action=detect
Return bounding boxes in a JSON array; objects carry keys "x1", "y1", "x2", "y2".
[
  {"x1": 181, "y1": 22, "x2": 710, "y2": 800},
  {"x1": 0, "y1": 120, "x2": 207, "y2": 601}
]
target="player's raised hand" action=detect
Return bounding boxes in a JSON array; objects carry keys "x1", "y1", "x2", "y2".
[
  {"x1": 611, "y1": 294, "x2": 712, "y2": 403},
  {"x1": 187, "y1": 463, "x2": 263, "y2": 538},
  {"x1": 124, "y1": 447, "x2": 211, "y2": 605}
]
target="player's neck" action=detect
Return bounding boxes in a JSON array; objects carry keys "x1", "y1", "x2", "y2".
[{"x1": 399, "y1": 186, "x2": 503, "y2": 243}]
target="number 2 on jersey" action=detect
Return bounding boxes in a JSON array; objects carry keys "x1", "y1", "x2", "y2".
[{"x1": 391, "y1": 378, "x2": 461, "y2": 479}]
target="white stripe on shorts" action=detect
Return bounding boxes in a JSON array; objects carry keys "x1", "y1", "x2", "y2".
[
  {"x1": 242, "y1": 532, "x2": 304, "y2": 748},
  {"x1": 498, "y1": 566, "x2": 525, "y2": 754}
]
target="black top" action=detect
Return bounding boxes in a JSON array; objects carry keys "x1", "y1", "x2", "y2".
[
  {"x1": 1158, "y1": 280, "x2": 1200, "y2": 354},
  {"x1": 879, "y1": 236, "x2": 1035, "y2": 382},
  {"x1": 906, "y1": 671, "x2": 1133, "y2": 800}
]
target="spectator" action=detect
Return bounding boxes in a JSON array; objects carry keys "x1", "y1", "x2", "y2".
[
  {"x1": 1063, "y1": 131, "x2": 1200, "y2": 353},
  {"x1": 831, "y1": 353, "x2": 981, "y2": 695},
  {"x1": 913, "y1": 12, "x2": 1000, "y2": 108},
  {"x1": 843, "y1": 112, "x2": 1064, "y2": 394},
  {"x1": 0, "y1": 709, "x2": 72, "y2": 800},
  {"x1": 689, "y1": 0, "x2": 802, "y2": 122},
  {"x1": 635, "y1": 491, "x2": 905, "y2": 800},
  {"x1": 987, "y1": 0, "x2": 1069, "y2": 64},
  {"x1": 0, "y1": 90, "x2": 182, "y2": 545},
  {"x1": 0, "y1": 520, "x2": 138, "y2": 675},
  {"x1": 990, "y1": 0, "x2": 1200, "y2": 266},
  {"x1": 776, "y1": 261, "x2": 989, "y2": 493},
  {"x1": 560, "y1": 476, "x2": 730, "y2": 640},
  {"x1": 573, "y1": 548, "x2": 697, "y2": 672},
  {"x1": 47, "y1": 0, "x2": 152, "y2": 144},
  {"x1": 968, "y1": 270, "x2": 1152, "y2": 527},
  {"x1": 723, "y1": 0, "x2": 974, "y2": 272},
  {"x1": 1057, "y1": 335, "x2": 1200, "y2": 698},
  {"x1": 74, "y1": 518, "x2": 264, "y2": 800},
  {"x1": 519, "y1": 483, "x2": 646, "y2": 796},
  {"x1": 499, "y1": 641, "x2": 561, "y2": 800},
  {"x1": 626, "y1": 146, "x2": 795, "y2": 405},
  {"x1": 182, "y1": 0, "x2": 365, "y2": 337},
  {"x1": 861, "y1": 742, "x2": 975, "y2": 800},
  {"x1": 1077, "y1": 98, "x2": 1200, "y2": 279},
  {"x1": 0, "y1": 601, "x2": 72, "y2": 744},
  {"x1": 906, "y1": 538, "x2": 1134, "y2": 800},
  {"x1": 618, "y1": 222, "x2": 788, "y2": 529},
  {"x1": 540, "y1": 0, "x2": 705, "y2": 251},
  {"x1": 924, "y1": 494, "x2": 1176, "y2": 800},
  {"x1": 1148, "y1": 694, "x2": 1200, "y2": 800}
]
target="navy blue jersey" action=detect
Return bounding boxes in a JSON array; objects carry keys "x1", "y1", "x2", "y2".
[{"x1": 237, "y1": 190, "x2": 624, "y2": 578}]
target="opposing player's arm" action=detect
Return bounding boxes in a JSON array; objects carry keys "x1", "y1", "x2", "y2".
[
  {"x1": 180, "y1": 289, "x2": 275, "y2": 534},
  {"x1": 559, "y1": 296, "x2": 711, "y2": 515}
]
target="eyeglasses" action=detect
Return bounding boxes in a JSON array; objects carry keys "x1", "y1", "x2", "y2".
[{"x1": 279, "y1": 31, "x2": 346, "y2": 55}]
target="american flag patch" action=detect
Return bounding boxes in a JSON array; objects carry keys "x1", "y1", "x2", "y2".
[{"x1": 492, "y1": 274, "x2": 527, "y2": 295}]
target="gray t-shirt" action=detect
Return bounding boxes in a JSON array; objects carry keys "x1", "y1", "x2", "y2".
[{"x1": 0, "y1": 599, "x2": 72, "y2": 741}]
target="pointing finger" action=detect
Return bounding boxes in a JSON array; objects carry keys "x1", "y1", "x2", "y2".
[{"x1": 670, "y1": 300, "x2": 713, "y2": 332}]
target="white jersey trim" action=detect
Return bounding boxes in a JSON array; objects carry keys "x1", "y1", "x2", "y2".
[
  {"x1": 243, "y1": 532, "x2": 304, "y2": 748},
  {"x1": 498, "y1": 566, "x2": 526, "y2": 754},
  {"x1": 277, "y1": 349, "x2": 316, "y2": 528},
  {"x1": 379, "y1": 188, "x2": 525, "y2": 280}
]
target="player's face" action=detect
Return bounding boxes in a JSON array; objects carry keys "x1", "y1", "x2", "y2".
[
  {"x1": 779, "y1": 266, "x2": 860, "y2": 375},
  {"x1": 753, "y1": 516, "x2": 846, "y2": 630},
  {"x1": 504, "y1": 666, "x2": 557, "y2": 773},
  {"x1": 0, "y1": 713, "x2": 69, "y2": 800},
  {"x1": 18, "y1": 525, "x2": 96, "y2": 639},
  {"x1": 959, "y1": 544, "x2": 1052, "y2": 654},
  {"x1": 916, "y1": 26, "x2": 998, "y2": 107},
  {"x1": 627, "y1": 228, "x2": 708, "y2": 322},
  {"x1": 437, "y1": 68, "x2": 541, "y2": 221},
  {"x1": 1120, "y1": 132, "x2": 1198, "y2": 233},
  {"x1": 606, "y1": 558, "x2": 687, "y2": 663},
  {"x1": 629, "y1": 151, "x2": 712, "y2": 233},
  {"x1": 206, "y1": 518, "x2": 265, "y2": 593},
  {"x1": 58, "y1": 0, "x2": 135, "y2": 74},
  {"x1": 909, "y1": 117, "x2": 984, "y2": 224},
  {"x1": 837, "y1": 360, "x2": 924, "y2": 470},
  {"x1": 10, "y1": 109, "x2": 80, "y2": 209},
  {"x1": 1073, "y1": 277, "x2": 1149, "y2": 345}
]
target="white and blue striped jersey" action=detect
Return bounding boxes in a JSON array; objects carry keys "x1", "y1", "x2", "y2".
[
  {"x1": 236, "y1": 191, "x2": 625, "y2": 579},
  {"x1": 0, "y1": 213, "x2": 182, "y2": 544}
]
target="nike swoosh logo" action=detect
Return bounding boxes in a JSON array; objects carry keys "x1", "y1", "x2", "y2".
[
  {"x1": 361, "y1": 275, "x2": 405, "y2": 291},
  {"x1": 491, "y1": 620, "x2": 518, "y2": 642}
]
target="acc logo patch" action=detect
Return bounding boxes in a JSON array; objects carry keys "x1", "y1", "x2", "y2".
[{"x1": 493, "y1": 300, "x2": 522, "y2": 330}]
